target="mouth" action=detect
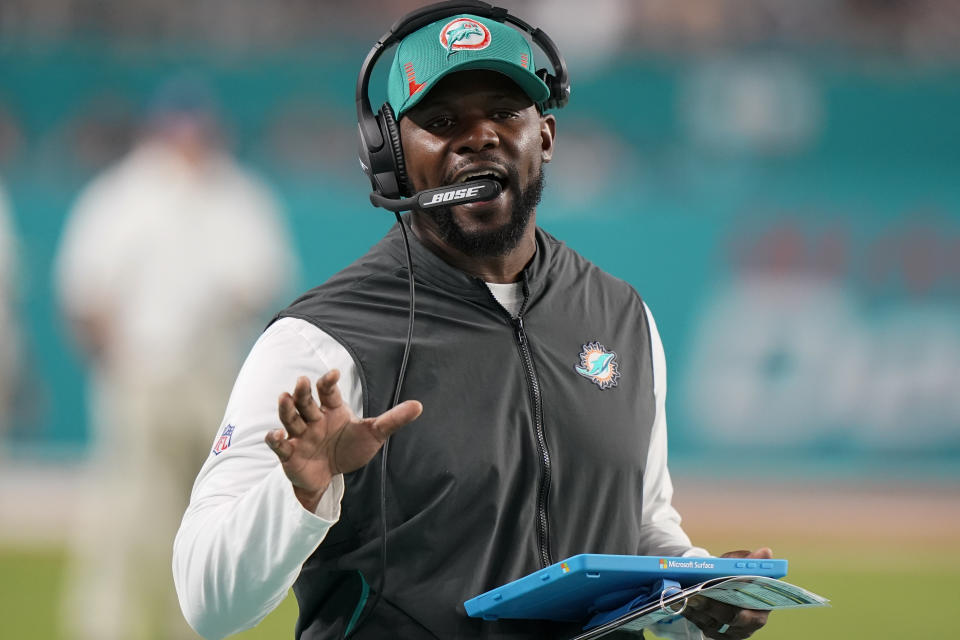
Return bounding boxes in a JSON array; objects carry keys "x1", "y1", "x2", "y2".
[{"x1": 451, "y1": 166, "x2": 510, "y2": 192}]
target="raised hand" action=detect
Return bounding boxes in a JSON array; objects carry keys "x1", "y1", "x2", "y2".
[
  {"x1": 683, "y1": 547, "x2": 774, "y2": 640},
  {"x1": 265, "y1": 370, "x2": 423, "y2": 511}
]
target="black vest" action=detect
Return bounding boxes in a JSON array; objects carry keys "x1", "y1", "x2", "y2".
[{"x1": 277, "y1": 220, "x2": 657, "y2": 639}]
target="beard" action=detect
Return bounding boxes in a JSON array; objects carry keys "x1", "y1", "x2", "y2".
[{"x1": 419, "y1": 164, "x2": 545, "y2": 258}]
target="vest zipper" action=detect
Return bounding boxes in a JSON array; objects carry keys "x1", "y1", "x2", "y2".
[
  {"x1": 513, "y1": 315, "x2": 553, "y2": 569},
  {"x1": 477, "y1": 278, "x2": 554, "y2": 569}
]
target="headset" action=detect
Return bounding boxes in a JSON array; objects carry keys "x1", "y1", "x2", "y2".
[
  {"x1": 348, "y1": 2, "x2": 569, "y2": 635},
  {"x1": 356, "y1": 0, "x2": 570, "y2": 211}
]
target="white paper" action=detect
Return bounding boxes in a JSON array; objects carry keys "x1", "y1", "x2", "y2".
[{"x1": 571, "y1": 576, "x2": 829, "y2": 639}]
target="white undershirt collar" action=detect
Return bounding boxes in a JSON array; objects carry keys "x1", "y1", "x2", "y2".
[{"x1": 484, "y1": 281, "x2": 523, "y2": 317}]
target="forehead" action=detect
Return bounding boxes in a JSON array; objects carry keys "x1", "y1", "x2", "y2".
[{"x1": 407, "y1": 69, "x2": 534, "y2": 113}]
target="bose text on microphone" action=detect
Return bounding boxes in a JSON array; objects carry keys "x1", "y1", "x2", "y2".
[{"x1": 369, "y1": 179, "x2": 502, "y2": 212}]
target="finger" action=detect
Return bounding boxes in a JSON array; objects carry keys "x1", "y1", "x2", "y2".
[
  {"x1": 688, "y1": 595, "x2": 735, "y2": 619},
  {"x1": 720, "y1": 547, "x2": 774, "y2": 559},
  {"x1": 712, "y1": 607, "x2": 771, "y2": 640},
  {"x1": 684, "y1": 610, "x2": 723, "y2": 637},
  {"x1": 683, "y1": 598, "x2": 722, "y2": 631},
  {"x1": 316, "y1": 369, "x2": 343, "y2": 411},
  {"x1": 686, "y1": 598, "x2": 738, "y2": 637},
  {"x1": 265, "y1": 428, "x2": 294, "y2": 462},
  {"x1": 729, "y1": 608, "x2": 770, "y2": 635},
  {"x1": 371, "y1": 400, "x2": 423, "y2": 438},
  {"x1": 278, "y1": 392, "x2": 308, "y2": 437},
  {"x1": 293, "y1": 376, "x2": 323, "y2": 422},
  {"x1": 687, "y1": 595, "x2": 771, "y2": 640}
]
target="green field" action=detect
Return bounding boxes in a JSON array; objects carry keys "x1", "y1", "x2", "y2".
[{"x1": 1, "y1": 540, "x2": 955, "y2": 639}]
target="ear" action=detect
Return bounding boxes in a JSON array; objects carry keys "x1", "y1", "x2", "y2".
[{"x1": 540, "y1": 113, "x2": 557, "y2": 163}]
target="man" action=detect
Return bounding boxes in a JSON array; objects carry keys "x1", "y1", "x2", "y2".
[
  {"x1": 174, "y1": 10, "x2": 771, "y2": 640},
  {"x1": 55, "y1": 76, "x2": 296, "y2": 640}
]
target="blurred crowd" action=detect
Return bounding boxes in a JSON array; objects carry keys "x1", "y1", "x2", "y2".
[
  {"x1": 0, "y1": 0, "x2": 959, "y2": 57},
  {"x1": 0, "y1": 184, "x2": 18, "y2": 434}
]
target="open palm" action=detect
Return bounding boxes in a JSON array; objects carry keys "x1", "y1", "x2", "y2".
[{"x1": 265, "y1": 369, "x2": 422, "y2": 510}]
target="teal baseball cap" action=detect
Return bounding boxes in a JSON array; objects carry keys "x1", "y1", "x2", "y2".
[{"x1": 386, "y1": 14, "x2": 551, "y2": 118}]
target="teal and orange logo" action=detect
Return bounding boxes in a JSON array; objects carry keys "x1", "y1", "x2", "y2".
[
  {"x1": 439, "y1": 18, "x2": 492, "y2": 57},
  {"x1": 561, "y1": 562, "x2": 570, "y2": 573},
  {"x1": 575, "y1": 341, "x2": 621, "y2": 390},
  {"x1": 659, "y1": 558, "x2": 668, "y2": 570}
]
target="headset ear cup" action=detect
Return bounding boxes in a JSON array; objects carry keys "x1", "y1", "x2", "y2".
[
  {"x1": 536, "y1": 70, "x2": 568, "y2": 111},
  {"x1": 380, "y1": 103, "x2": 413, "y2": 197}
]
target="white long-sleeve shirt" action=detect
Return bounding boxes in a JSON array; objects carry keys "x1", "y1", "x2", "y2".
[{"x1": 173, "y1": 288, "x2": 706, "y2": 639}]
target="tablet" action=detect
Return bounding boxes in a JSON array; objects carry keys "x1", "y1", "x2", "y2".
[{"x1": 464, "y1": 554, "x2": 788, "y2": 622}]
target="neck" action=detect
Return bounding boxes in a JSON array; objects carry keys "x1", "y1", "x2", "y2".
[{"x1": 410, "y1": 212, "x2": 537, "y2": 284}]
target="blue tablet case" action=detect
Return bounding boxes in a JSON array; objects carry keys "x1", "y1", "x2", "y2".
[{"x1": 464, "y1": 554, "x2": 788, "y2": 622}]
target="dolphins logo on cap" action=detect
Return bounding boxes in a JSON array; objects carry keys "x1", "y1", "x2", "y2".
[{"x1": 439, "y1": 18, "x2": 492, "y2": 57}]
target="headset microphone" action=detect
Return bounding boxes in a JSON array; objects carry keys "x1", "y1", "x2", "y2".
[{"x1": 368, "y1": 179, "x2": 502, "y2": 212}]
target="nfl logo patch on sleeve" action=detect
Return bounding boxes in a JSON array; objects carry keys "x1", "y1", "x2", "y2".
[{"x1": 212, "y1": 424, "x2": 236, "y2": 455}]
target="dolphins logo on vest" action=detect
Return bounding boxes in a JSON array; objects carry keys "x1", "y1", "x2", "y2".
[
  {"x1": 575, "y1": 341, "x2": 621, "y2": 390},
  {"x1": 439, "y1": 18, "x2": 492, "y2": 57}
]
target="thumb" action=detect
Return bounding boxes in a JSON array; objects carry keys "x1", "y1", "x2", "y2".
[{"x1": 372, "y1": 400, "x2": 423, "y2": 438}]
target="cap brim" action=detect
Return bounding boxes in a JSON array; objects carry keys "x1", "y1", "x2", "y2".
[{"x1": 397, "y1": 59, "x2": 551, "y2": 118}]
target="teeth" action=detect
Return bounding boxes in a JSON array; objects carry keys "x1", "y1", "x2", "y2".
[{"x1": 458, "y1": 169, "x2": 505, "y2": 183}]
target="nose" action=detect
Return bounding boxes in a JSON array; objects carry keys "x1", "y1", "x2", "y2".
[{"x1": 455, "y1": 117, "x2": 499, "y2": 154}]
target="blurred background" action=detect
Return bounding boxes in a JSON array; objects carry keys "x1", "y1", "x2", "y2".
[{"x1": 0, "y1": 0, "x2": 957, "y2": 638}]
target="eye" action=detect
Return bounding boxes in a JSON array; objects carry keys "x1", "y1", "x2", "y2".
[
  {"x1": 425, "y1": 115, "x2": 455, "y2": 131},
  {"x1": 491, "y1": 110, "x2": 520, "y2": 121}
]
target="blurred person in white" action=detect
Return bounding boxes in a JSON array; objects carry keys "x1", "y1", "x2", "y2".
[
  {"x1": 54, "y1": 74, "x2": 298, "y2": 640},
  {"x1": 0, "y1": 181, "x2": 19, "y2": 433}
]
